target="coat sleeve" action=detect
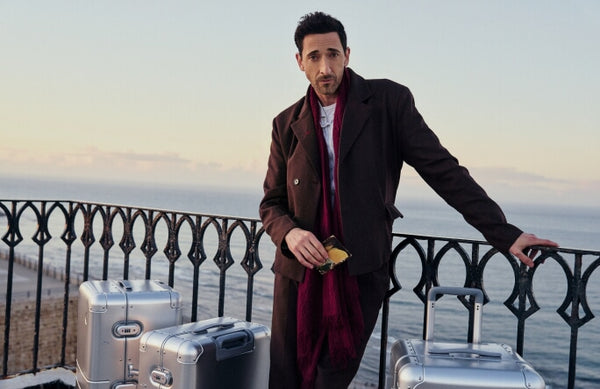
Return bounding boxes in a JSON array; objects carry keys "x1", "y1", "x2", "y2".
[
  {"x1": 395, "y1": 88, "x2": 522, "y2": 253},
  {"x1": 259, "y1": 117, "x2": 297, "y2": 257}
]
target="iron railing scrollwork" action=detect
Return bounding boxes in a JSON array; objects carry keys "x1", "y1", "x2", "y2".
[{"x1": 1, "y1": 200, "x2": 598, "y2": 388}]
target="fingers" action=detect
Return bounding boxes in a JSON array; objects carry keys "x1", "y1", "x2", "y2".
[
  {"x1": 510, "y1": 232, "x2": 559, "y2": 268},
  {"x1": 527, "y1": 236, "x2": 559, "y2": 248},
  {"x1": 284, "y1": 228, "x2": 328, "y2": 269},
  {"x1": 515, "y1": 251, "x2": 535, "y2": 268},
  {"x1": 523, "y1": 248, "x2": 538, "y2": 258}
]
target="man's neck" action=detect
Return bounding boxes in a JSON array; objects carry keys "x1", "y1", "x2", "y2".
[{"x1": 317, "y1": 93, "x2": 337, "y2": 107}]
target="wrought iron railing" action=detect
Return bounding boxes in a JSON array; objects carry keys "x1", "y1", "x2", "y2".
[
  {"x1": 1, "y1": 200, "x2": 598, "y2": 388},
  {"x1": 380, "y1": 235, "x2": 600, "y2": 389}
]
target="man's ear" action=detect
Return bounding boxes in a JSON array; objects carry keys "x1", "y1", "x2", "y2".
[
  {"x1": 295, "y1": 53, "x2": 305, "y2": 71},
  {"x1": 344, "y1": 47, "x2": 350, "y2": 67}
]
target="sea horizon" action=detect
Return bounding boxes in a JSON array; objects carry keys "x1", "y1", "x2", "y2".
[{"x1": 2, "y1": 173, "x2": 597, "y2": 251}]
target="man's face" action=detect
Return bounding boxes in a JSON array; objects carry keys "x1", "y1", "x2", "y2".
[{"x1": 296, "y1": 32, "x2": 350, "y2": 106}]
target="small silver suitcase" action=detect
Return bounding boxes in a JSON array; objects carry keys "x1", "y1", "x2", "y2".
[
  {"x1": 389, "y1": 286, "x2": 546, "y2": 389},
  {"x1": 137, "y1": 316, "x2": 270, "y2": 389},
  {"x1": 76, "y1": 279, "x2": 183, "y2": 389}
]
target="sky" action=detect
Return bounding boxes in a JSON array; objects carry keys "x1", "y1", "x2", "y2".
[{"x1": 1, "y1": 1, "x2": 598, "y2": 207}]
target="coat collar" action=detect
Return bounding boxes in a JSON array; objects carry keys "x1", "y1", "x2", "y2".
[{"x1": 290, "y1": 68, "x2": 374, "y2": 175}]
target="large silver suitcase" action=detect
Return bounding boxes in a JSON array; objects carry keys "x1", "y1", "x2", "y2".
[
  {"x1": 137, "y1": 316, "x2": 270, "y2": 389},
  {"x1": 389, "y1": 286, "x2": 546, "y2": 389},
  {"x1": 76, "y1": 279, "x2": 183, "y2": 389}
]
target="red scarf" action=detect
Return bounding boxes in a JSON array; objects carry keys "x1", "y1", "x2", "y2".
[{"x1": 296, "y1": 69, "x2": 364, "y2": 388}]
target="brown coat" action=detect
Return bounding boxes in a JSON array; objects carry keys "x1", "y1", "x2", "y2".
[{"x1": 260, "y1": 68, "x2": 522, "y2": 282}]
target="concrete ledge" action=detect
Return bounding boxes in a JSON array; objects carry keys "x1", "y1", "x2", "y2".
[{"x1": 0, "y1": 368, "x2": 76, "y2": 389}]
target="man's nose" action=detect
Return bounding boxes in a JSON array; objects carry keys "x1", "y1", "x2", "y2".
[{"x1": 319, "y1": 58, "x2": 333, "y2": 74}]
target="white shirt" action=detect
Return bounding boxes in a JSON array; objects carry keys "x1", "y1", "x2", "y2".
[{"x1": 319, "y1": 103, "x2": 337, "y2": 203}]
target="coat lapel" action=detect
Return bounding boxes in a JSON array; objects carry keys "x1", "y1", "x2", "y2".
[
  {"x1": 291, "y1": 98, "x2": 321, "y2": 177},
  {"x1": 339, "y1": 69, "x2": 372, "y2": 163}
]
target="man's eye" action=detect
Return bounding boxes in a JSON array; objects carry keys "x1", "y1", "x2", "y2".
[{"x1": 308, "y1": 55, "x2": 318, "y2": 61}]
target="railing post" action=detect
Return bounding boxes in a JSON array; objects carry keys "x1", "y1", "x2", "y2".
[
  {"x1": 217, "y1": 218, "x2": 229, "y2": 318},
  {"x1": 567, "y1": 253, "x2": 583, "y2": 389},
  {"x1": 31, "y1": 201, "x2": 52, "y2": 373},
  {"x1": 2, "y1": 201, "x2": 17, "y2": 377}
]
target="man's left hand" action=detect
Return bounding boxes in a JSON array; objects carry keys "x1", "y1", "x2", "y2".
[{"x1": 509, "y1": 232, "x2": 559, "y2": 268}]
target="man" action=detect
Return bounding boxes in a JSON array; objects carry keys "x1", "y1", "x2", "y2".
[{"x1": 259, "y1": 12, "x2": 558, "y2": 389}]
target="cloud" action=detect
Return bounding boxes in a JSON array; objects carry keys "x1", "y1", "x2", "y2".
[
  {"x1": 474, "y1": 167, "x2": 599, "y2": 207},
  {"x1": 470, "y1": 166, "x2": 563, "y2": 183},
  {"x1": 1, "y1": 146, "x2": 596, "y2": 206},
  {"x1": 468, "y1": 166, "x2": 599, "y2": 195},
  {"x1": 0, "y1": 146, "x2": 265, "y2": 191},
  {"x1": 398, "y1": 165, "x2": 599, "y2": 207},
  {"x1": 103, "y1": 150, "x2": 190, "y2": 164}
]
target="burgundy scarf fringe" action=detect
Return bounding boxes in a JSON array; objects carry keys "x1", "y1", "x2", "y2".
[{"x1": 297, "y1": 69, "x2": 364, "y2": 388}]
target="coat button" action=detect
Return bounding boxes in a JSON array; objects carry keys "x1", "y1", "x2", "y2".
[{"x1": 293, "y1": 178, "x2": 300, "y2": 185}]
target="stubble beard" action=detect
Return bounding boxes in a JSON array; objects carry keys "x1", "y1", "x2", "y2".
[{"x1": 314, "y1": 75, "x2": 339, "y2": 98}]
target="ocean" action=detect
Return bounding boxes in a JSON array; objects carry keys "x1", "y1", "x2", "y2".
[{"x1": 1, "y1": 175, "x2": 599, "y2": 388}]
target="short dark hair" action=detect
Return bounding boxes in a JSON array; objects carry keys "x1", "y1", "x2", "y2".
[{"x1": 294, "y1": 12, "x2": 347, "y2": 55}]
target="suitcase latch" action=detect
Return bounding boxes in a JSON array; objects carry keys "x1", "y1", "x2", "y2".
[
  {"x1": 151, "y1": 368, "x2": 173, "y2": 386},
  {"x1": 113, "y1": 321, "x2": 142, "y2": 338}
]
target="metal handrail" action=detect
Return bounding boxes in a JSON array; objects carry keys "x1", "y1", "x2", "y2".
[{"x1": 1, "y1": 200, "x2": 598, "y2": 388}]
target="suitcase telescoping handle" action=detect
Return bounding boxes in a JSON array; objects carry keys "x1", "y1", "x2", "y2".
[{"x1": 425, "y1": 286, "x2": 484, "y2": 344}]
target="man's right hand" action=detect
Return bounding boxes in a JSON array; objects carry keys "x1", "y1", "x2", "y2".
[{"x1": 284, "y1": 228, "x2": 329, "y2": 269}]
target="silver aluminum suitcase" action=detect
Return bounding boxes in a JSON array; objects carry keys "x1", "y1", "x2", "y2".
[
  {"x1": 137, "y1": 316, "x2": 270, "y2": 389},
  {"x1": 389, "y1": 286, "x2": 546, "y2": 389},
  {"x1": 76, "y1": 279, "x2": 183, "y2": 389}
]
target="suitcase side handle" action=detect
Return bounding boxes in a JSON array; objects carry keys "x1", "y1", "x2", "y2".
[
  {"x1": 117, "y1": 280, "x2": 133, "y2": 291},
  {"x1": 425, "y1": 287, "x2": 483, "y2": 344},
  {"x1": 215, "y1": 330, "x2": 255, "y2": 361}
]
